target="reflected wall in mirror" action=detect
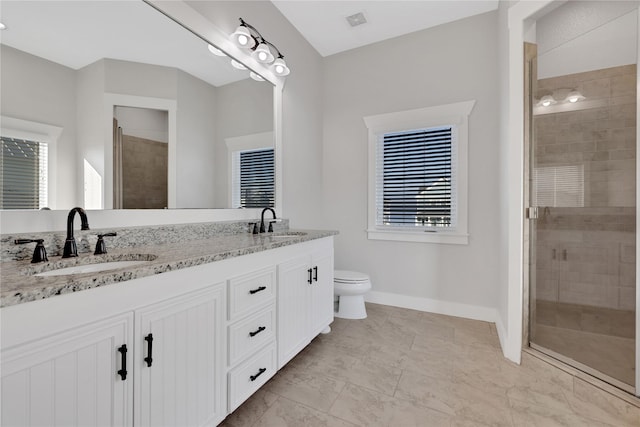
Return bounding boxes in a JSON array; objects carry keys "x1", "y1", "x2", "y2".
[{"x1": 0, "y1": 0, "x2": 275, "y2": 210}]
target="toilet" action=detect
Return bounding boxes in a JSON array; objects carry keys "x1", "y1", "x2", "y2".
[{"x1": 334, "y1": 270, "x2": 372, "y2": 319}]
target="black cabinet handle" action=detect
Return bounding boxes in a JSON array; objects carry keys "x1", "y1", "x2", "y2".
[
  {"x1": 117, "y1": 344, "x2": 127, "y2": 380},
  {"x1": 249, "y1": 286, "x2": 267, "y2": 295},
  {"x1": 307, "y1": 268, "x2": 313, "y2": 284},
  {"x1": 249, "y1": 326, "x2": 266, "y2": 337},
  {"x1": 144, "y1": 334, "x2": 153, "y2": 367},
  {"x1": 250, "y1": 367, "x2": 267, "y2": 381},
  {"x1": 313, "y1": 266, "x2": 318, "y2": 282}
]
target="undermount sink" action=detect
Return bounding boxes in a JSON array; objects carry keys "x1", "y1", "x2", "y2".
[
  {"x1": 35, "y1": 260, "x2": 152, "y2": 277},
  {"x1": 269, "y1": 231, "x2": 308, "y2": 238}
]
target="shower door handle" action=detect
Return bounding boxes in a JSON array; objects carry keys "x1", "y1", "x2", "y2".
[{"x1": 526, "y1": 207, "x2": 539, "y2": 219}]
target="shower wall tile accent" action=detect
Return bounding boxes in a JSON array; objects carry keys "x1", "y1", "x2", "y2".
[
  {"x1": 122, "y1": 135, "x2": 168, "y2": 209},
  {"x1": 535, "y1": 64, "x2": 636, "y2": 207}
]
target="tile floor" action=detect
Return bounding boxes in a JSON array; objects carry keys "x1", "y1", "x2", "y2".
[{"x1": 220, "y1": 303, "x2": 640, "y2": 426}]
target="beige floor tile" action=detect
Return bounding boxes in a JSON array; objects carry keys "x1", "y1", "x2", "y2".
[
  {"x1": 510, "y1": 399, "x2": 614, "y2": 427},
  {"x1": 256, "y1": 397, "x2": 356, "y2": 427},
  {"x1": 563, "y1": 378, "x2": 640, "y2": 427},
  {"x1": 263, "y1": 367, "x2": 346, "y2": 412},
  {"x1": 219, "y1": 389, "x2": 279, "y2": 427},
  {"x1": 329, "y1": 383, "x2": 451, "y2": 427},
  {"x1": 308, "y1": 356, "x2": 402, "y2": 396}
]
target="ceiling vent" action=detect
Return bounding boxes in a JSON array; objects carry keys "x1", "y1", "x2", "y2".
[{"x1": 346, "y1": 12, "x2": 367, "y2": 27}]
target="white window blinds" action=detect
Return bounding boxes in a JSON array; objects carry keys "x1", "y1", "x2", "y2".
[
  {"x1": 376, "y1": 126, "x2": 455, "y2": 228},
  {"x1": 232, "y1": 148, "x2": 274, "y2": 208},
  {"x1": 0, "y1": 136, "x2": 48, "y2": 209}
]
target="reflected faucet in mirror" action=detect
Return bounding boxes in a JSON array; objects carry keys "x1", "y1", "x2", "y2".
[{"x1": 62, "y1": 207, "x2": 90, "y2": 258}]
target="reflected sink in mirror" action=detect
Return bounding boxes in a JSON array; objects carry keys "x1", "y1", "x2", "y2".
[{"x1": 35, "y1": 260, "x2": 152, "y2": 277}]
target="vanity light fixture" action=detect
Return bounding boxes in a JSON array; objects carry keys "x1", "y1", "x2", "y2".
[
  {"x1": 230, "y1": 59, "x2": 247, "y2": 70},
  {"x1": 207, "y1": 44, "x2": 226, "y2": 57},
  {"x1": 230, "y1": 18, "x2": 291, "y2": 77},
  {"x1": 250, "y1": 72, "x2": 265, "y2": 82}
]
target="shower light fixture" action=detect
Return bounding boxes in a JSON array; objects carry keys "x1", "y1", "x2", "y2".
[
  {"x1": 539, "y1": 95, "x2": 556, "y2": 107},
  {"x1": 230, "y1": 18, "x2": 291, "y2": 77},
  {"x1": 566, "y1": 90, "x2": 585, "y2": 103}
]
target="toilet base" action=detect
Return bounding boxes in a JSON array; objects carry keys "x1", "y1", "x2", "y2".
[{"x1": 335, "y1": 295, "x2": 367, "y2": 319}]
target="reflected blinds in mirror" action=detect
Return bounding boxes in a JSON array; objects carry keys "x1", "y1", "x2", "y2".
[
  {"x1": 0, "y1": 136, "x2": 48, "y2": 209},
  {"x1": 232, "y1": 148, "x2": 274, "y2": 208}
]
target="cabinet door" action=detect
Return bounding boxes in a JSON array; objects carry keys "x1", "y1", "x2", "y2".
[
  {"x1": 310, "y1": 249, "x2": 334, "y2": 337},
  {"x1": 1, "y1": 313, "x2": 133, "y2": 427},
  {"x1": 135, "y1": 285, "x2": 225, "y2": 427},
  {"x1": 277, "y1": 256, "x2": 311, "y2": 369}
]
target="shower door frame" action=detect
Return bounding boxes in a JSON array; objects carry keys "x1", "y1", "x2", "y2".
[{"x1": 510, "y1": 0, "x2": 640, "y2": 397}]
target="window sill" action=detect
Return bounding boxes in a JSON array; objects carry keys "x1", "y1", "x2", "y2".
[{"x1": 366, "y1": 229, "x2": 469, "y2": 245}]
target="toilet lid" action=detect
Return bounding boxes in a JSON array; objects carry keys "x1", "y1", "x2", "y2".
[{"x1": 334, "y1": 270, "x2": 369, "y2": 283}]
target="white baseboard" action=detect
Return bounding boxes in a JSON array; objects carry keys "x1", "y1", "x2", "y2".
[
  {"x1": 494, "y1": 313, "x2": 509, "y2": 358},
  {"x1": 364, "y1": 290, "x2": 498, "y2": 323}
]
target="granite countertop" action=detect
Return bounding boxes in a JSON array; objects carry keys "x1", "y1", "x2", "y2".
[{"x1": 1, "y1": 229, "x2": 337, "y2": 308}]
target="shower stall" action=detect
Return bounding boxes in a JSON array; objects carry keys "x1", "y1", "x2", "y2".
[{"x1": 527, "y1": 1, "x2": 638, "y2": 394}]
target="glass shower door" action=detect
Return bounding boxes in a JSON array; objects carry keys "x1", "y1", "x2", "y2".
[{"x1": 528, "y1": 63, "x2": 637, "y2": 392}]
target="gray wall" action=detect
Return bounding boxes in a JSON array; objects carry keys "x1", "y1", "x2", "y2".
[
  {"x1": 322, "y1": 11, "x2": 501, "y2": 310},
  {"x1": 0, "y1": 45, "x2": 77, "y2": 209}
]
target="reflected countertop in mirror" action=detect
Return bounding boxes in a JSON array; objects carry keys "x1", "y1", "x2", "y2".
[{"x1": 0, "y1": 0, "x2": 275, "y2": 210}]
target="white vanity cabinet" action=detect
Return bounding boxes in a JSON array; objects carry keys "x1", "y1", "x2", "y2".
[
  {"x1": 277, "y1": 246, "x2": 334, "y2": 369},
  {"x1": 135, "y1": 286, "x2": 226, "y2": 427},
  {"x1": 1, "y1": 313, "x2": 133, "y2": 427},
  {"x1": 0, "y1": 235, "x2": 335, "y2": 427}
]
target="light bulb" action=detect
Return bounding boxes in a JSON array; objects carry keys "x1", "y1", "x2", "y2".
[
  {"x1": 0, "y1": 22, "x2": 6, "y2": 30},
  {"x1": 539, "y1": 95, "x2": 555, "y2": 107},
  {"x1": 250, "y1": 72, "x2": 265, "y2": 81},
  {"x1": 566, "y1": 91, "x2": 583, "y2": 103},
  {"x1": 258, "y1": 51, "x2": 268, "y2": 61},
  {"x1": 238, "y1": 34, "x2": 249, "y2": 46},
  {"x1": 207, "y1": 44, "x2": 226, "y2": 57},
  {"x1": 275, "y1": 65, "x2": 284, "y2": 74},
  {"x1": 230, "y1": 59, "x2": 247, "y2": 70},
  {"x1": 272, "y1": 57, "x2": 290, "y2": 76}
]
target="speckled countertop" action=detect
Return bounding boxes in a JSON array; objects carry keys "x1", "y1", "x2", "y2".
[{"x1": 1, "y1": 229, "x2": 337, "y2": 308}]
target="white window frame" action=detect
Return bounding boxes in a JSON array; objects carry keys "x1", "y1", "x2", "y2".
[
  {"x1": 225, "y1": 131, "x2": 274, "y2": 208},
  {"x1": 1, "y1": 116, "x2": 62, "y2": 210},
  {"x1": 364, "y1": 101, "x2": 475, "y2": 245}
]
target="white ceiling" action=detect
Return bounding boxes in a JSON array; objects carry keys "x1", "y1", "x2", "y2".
[
  {"x1": 0, "y1": 1, "x2": 245, "y2": 87},
  {"x1": 271, "y1": 1, "x2": 500, "y2": 57}
]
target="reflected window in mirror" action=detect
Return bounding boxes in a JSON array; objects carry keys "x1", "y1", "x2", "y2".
[
  {"x1": 0, "y1": 136, "x2": 48, "y2": 209},
  {"x1": 232, "y1": 148, "x2": 275, "y2": 208}
]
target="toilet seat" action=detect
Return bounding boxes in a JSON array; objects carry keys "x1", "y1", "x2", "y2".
[{"x1": 334, "y1": 270, "x2": 369, "y2": 283}]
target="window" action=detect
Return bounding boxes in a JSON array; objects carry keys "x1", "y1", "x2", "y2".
[
  {"x1": 0, "y1": 136, "x2": 48, "y2": 209},
  {"x1": 231, "y1": 148, "x2": 275, "y2": 208},
  {"x1": 364, "y1": 101, "x2": 475, "y2": 244}
]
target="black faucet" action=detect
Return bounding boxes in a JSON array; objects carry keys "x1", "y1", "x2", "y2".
[
  {"x1": 260, "y1": 208, "x2": 276, "y2": 233},
  {"x1": 62, "y1": 207, "x2": 90, "y2": 258}
]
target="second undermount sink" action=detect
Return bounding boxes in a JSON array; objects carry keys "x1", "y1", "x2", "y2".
[{"x1": 35, "y1": 260, "x2": 152, "y2": 277}]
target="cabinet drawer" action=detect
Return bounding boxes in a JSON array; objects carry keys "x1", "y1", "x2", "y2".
[
  {"x1": 228, "y1": 305, "x2": 276, "y2": 367},
  {"x1": 228, "y1": 343, "x2": 276, "y2": 412},
  {"x1": 228, "y1": 267, "x2": 275, "y2": 321}
]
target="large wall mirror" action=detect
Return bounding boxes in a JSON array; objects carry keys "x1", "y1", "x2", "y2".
[{"x1": 0, "y1": 0, "x2": 276, "y2": 210}]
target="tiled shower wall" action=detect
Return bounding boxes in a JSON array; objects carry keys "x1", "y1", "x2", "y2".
[
  {"x1": 534, "y1": 65, "x2": 636, "y2": 311},
  {"x1": 122, "y1": 135, "x2": 168, "y2": 209}
]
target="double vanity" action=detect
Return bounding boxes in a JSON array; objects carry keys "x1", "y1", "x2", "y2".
[{"x1": 0, "y1": 220, "x2": 336, "y2": 426}]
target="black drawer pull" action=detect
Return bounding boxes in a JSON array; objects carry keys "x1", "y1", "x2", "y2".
[
  {"x1": 313, "y1": 266, "x2": 318, "y2": 282},
  {"x1": 249, "y1": 326, "x2": 266, "y2": 337},
  {"x1": 307, "y1": 268, "x2": 313, "y2": 284},
  {"x1": 250, "y1": 367, "x2": 267, "y2": 381},
  {"x1": 144, "y1": 333, "x2": 153, "y2": 367},
  {"x1": 117, "y1": 344, "x2": 127, "y2": 381},
  {"x1": 249, "y1": 286, "x2": 267, "y2": 295}
]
